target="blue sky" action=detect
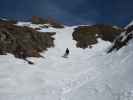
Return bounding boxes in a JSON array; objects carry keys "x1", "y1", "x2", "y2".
[{"x1": 0, "y1": 0, "x2": 133, "y2": 26}]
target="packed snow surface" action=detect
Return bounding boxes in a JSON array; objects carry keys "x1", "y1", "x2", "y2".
[{"x1": 0, "y1": 24, "x2": 133, "y2": 100}]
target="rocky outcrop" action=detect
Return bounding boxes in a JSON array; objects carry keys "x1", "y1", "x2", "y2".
[
  {"x1": 0, "y1": 19, "x2": 55, "y2": 60},
  {"x1": 31, "y1": 16, "x2": 64, "y2": 28},
  {"x1": 108, "y1": 25, "x2": 133, "y2": 53},
  {"x1": 73, "y1": 24, "x2": 124, "y2": 49}
]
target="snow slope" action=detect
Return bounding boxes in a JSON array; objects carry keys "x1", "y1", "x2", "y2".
[{"x1": 0, "y1": 23, "x2": 133, "y2": 100}]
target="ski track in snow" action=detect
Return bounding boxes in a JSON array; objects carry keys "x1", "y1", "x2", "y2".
[{"x1": 0, "y1": 25, "x2": 133, "y2": 100}]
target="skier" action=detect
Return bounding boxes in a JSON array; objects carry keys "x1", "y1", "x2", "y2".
[
  {"x1": 66, "y1": 48, "x2": 69, "y2": 55},
  {"x1": 62, "y1": 48, "x2": 70, "y2": 58}
]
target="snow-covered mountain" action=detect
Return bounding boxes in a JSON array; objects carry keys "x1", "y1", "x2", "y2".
[{"x1": 0, "y1": 18, "x2": 133, "y2": 100}]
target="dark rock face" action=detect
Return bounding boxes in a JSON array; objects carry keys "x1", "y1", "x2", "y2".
[
  {"x1": 0, "y1": 20, "x2": 55, "y2": 59},
  {"x1": 108, "y1": 25, "x2": 133, "y2": 53},
  {"x1": 31, "y1": 16, "x2": 64, "y2": 28},
  {"x1": 73, "y1": 24, "x2": 124, "y2": 49},
  {"x1": 0, "y1": 18, "x2": 17, "y2": 24}
]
